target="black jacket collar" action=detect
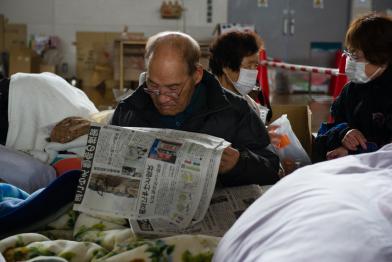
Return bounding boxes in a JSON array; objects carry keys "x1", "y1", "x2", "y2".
[{"x1": 371, "y1": 64, "x2": 392, "y2": 88}]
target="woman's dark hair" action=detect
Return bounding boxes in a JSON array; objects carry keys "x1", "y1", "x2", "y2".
[
  {"x1": 209, "y1": 31, "x2": 263, "y2": 77},
  {"x1": 345, "y1": 13, "x2": 392, "y2": 65}
]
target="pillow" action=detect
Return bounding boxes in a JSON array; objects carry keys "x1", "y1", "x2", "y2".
[{"x1": 0, "y1": 145, "x2": 56, "y2": 193}]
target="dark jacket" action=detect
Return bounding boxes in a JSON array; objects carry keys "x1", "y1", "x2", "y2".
[
  {"x1": 0, "y1": 78, "x2": 10, "y2": 145},
  {"x1": 314, "y1": 65, "x2": 392, "y2": 160},
  {"x1": 111, "y1": 70, "x2": 280, "y2": 186}
]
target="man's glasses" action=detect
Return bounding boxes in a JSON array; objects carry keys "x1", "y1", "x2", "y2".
[{"x1": 143, "y1": 77, "x2": 190, "y2": 100}]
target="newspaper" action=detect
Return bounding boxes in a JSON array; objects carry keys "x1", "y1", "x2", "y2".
[
  {"x1": 130, "y1": 184, "x2": 272, "y2": 237},
  {"x1": 73, "y1": 124, "x2": 230, "y2": 231}
]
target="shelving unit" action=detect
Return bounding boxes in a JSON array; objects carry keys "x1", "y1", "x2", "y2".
[
  {"x1": 116, "y1": 39, "x2": 211, "y2": 90},
  {"x1": 117, "y1": 40, "x2": 147, "y2": 90}
]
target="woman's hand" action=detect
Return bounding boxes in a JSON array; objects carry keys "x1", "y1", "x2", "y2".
[
  {"x1": 342, "y1": 129, "x2": 367, "y2": 151},
  {"x1": 326, "y1": 146, "x2": 349, "y2": 160}
]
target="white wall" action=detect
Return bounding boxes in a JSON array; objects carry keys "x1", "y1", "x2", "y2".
[{"x1": 0, "y1": 0, "x2": 228, "y2": 76}]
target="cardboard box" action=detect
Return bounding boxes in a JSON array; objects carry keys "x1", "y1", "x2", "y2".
[
  {"x1": 271, "y1": 104, "x2": 313, "y2": 156},
  {"x1": 309, "y1": 97, "x2": 333, "y2": 132},
  {"x1": 9, "y1": 47, "x2": 40, "y2": 75},
  {"x1": 76, "y1": 32, "x2": 122, "y2": 88},
  {"x1": 90, "y1": 64, "x2": 113, "y2": 87},
  {"x1": 4, "y1": 23, "x2": 27, "y2": 51},
  {"x1": 83, "y1": 81, "x2": 117, "y2": 108},
  {"x1": 39, "y1": 64, "x2": 56, "y2": 73}
]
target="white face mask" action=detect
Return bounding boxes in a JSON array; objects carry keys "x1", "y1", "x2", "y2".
[
  {"x1": 345, "y1": 57, "x2": 382, "y2": 84},
  {"x1": 226, "y1": 68, "x2": 258, "y2": 95}
]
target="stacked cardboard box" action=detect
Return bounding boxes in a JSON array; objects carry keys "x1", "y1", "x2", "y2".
[
  {"x1": 0, "y1": 15, "x2": 27, "y2": 53},
  {"x1": 0, "y1": 14, "x2": 46, "y2": 75},
  {"x1": 9, "y1": 47, "x2": 40, "y2": 75},
  {"x1": 76, "y1": 31, "x2": 148, "y2": 107},
  {"x1": 39, "y1": 64, "x2": 56, "y2": 73},
  {"x1": 4, "y1": 23, "x2": 27, "y2": 51},
  {"x1": 76, "y1": 32, "x2": 120, "y2": 88},
  {"x1": 1, "y1": 14, "x2": 63, "y2": 76}
]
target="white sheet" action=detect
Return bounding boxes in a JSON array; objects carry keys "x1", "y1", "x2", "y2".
[
  {"x1": 44, "y1": 134, "x2": 88, "y2": 162},
  {"x1": 6, "y1": 72, "x2": 98, "y2": 152},
  {"x1": 214, "y1": 144, "x2": 392, "y2": 262}
]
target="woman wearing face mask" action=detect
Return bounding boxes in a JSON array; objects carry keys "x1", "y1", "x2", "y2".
[
  {"x1": 209, "y1": 31, "x2": 272, "y2": 123},
  {"x1": 209, "y1": 31, "x2": 294, "y2": 175},
  {"x1": 314, "y1": 13, "x2": 392, "y2": 161}
]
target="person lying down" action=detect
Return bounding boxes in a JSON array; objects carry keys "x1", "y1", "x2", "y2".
[
  {"x1": 1, "y1": 72, "x2": 98, "y2": 153},
  {"x1": 0, "y1": 72, "x2": 112, "y2": 190}
]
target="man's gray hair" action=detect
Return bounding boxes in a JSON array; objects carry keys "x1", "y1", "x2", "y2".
[{"x1": 145, "y1": 31, "x2": 201, "y2": 75}]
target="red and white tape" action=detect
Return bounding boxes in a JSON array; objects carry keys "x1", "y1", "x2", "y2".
[{"x1": 260, "y1": 60, "x2": 340, "y2": 76}]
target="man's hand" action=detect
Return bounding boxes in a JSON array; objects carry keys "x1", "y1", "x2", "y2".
[
  {"x1": 219, "y1": 147, "x2": 240, "y2": 174},
  {"x1": 50, "y1": 116, "x2": 91, "y2": 143},
  {"x1": 326, "y1": 146, "x2": 349, "y2": 160},
  {"x1": 281, "y1": 158, "x2": 297, "y2": 175},
  {"x1": 267, "y1": 125, "x2": 282, "y2": 147},
  {"x1": 342, "y1": 129, "x2": 367, "y2": 151}
]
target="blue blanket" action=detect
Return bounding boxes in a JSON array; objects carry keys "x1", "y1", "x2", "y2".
[{"x1": 0, "y1": 170, "x2": 81, "y2": 238}]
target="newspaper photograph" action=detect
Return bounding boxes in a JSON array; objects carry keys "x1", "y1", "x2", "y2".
[
  {"x1": 74, "y1": 124, "x2": 230, "y2": 230},
  {"x1": 129, "y1": 184, "x2": 272, "y2": 237}
]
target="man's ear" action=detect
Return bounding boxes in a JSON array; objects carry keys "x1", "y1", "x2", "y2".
[
  {"x1": 193, "y1": 64, "x2": 203, "y2": 85},
  {"x1": 138, "y1": 72, "x2": 147, "y2": 86}
]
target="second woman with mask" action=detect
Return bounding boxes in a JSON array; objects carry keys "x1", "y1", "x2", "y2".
[
  {"x1": 209, "y1": 31, "x2": 272, "y2": 123},
  {"x1": 314, "y1": 13, "x2": 392, "y2": 161}
]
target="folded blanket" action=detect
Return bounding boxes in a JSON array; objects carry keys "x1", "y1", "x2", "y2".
[{"x1": 0, "y1": 232, "x2": 219, "y2": 262}]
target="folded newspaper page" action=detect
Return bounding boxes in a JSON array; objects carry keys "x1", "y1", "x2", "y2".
[
  {"x1": 74, "y1": 124, "x2": 230, "y2": 231},
  {"x1": 130, "y1": 184, "x2": 272, "y2": 237}
]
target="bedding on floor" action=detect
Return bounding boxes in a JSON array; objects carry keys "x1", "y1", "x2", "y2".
[{"x1": 213, "y1": 143, "x2": 392, "y2": 262}]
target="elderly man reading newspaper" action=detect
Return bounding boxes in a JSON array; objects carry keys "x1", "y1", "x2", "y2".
[
  {"x1": 45, "y1": 31, "x2": 280, "y2": 237},
  {"x1": 52, "y1": 31, "x2": 280, "y2": 187},
  {"x1": 0, "y1": 33, "x2": 280, "y2": 262}
]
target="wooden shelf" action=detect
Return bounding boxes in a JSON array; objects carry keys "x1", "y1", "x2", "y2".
[
  {"x1": 116, "y1": 39, "x2": 211, "y2": 90},
  {"x1": 116, "y1": 40, "x2": 146, "y2": 90}
]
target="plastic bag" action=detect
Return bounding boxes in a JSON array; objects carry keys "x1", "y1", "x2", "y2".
[{"x1": 269, "y1": 114, "x2": 311, "y2": 171}]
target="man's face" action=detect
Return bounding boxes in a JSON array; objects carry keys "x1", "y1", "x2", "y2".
[{"x1": 146, "y1": 51, "x2": 201, "y2": 116}]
